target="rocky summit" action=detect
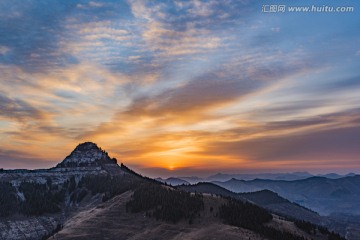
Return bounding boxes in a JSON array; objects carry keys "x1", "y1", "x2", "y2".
[{"x1": 56, "y1": 142, "x2": 117, "y2": 168}]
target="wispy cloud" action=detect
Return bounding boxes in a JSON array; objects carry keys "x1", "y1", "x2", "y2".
[
  {"x1": 0, "y1": 92, "x2": 47, "y2": 122},
  {"x1": 128, "y1": 0, "x2": 225, "y2": 58},
  {"x1": 77, "y1": 1, "x2": 104, "y2": 9}
]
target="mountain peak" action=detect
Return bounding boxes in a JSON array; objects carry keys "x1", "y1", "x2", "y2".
[
  {"x1": 75, "y1": 142, "x2": 99, "y2": 150},
  {"x1": 56, "y1": 142, "x2": 117, "y2": 168}
]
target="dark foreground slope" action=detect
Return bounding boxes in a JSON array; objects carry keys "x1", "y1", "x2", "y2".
[
  {"x1": 179, "y1": 182, "x2": 322, "y2": 223},
  {"x1": 53, "y1": 186, "x2": 343, "y2": 240},
  {"x1": 180, "y1": 182, "x2": 360, "y2": 240},
  {"x1": 53, "y1": 191, "x2": 266, "y2": 240}
]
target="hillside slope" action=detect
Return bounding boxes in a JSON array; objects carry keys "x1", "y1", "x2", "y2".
[
  {"x1": 179, "y1": 183, "x2": 322, "y2": 223},
  {"x1": 53, "y1": 189, "x2": 340, "y2": 240},
  {"x1": 53, "y1": 191, "x2": 266, "y2": 240}
]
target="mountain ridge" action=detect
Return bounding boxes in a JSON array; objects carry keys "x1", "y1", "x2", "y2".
[
  {"x1": 178, "y1": 182, "x2": 322, "y2": 223},
  {"x1": 0, "y1": 142, "x2": 354, "y2": 240},
  {"x1": 160, "y1": 172, "x2": 359, "y2": 185}
]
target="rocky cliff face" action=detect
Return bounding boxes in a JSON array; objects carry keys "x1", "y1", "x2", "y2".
[{"x1": 0, "y1": 216, "x2": 59, "y2": 240}]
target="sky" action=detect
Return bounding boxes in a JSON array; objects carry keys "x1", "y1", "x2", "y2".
[{"x1": 0, "y1": 0, "x2": 360, "y2": 177}]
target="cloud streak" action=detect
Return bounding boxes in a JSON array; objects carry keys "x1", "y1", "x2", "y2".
[{"x1": 0, "y1": 92, "x2": 46, "y2": 122}]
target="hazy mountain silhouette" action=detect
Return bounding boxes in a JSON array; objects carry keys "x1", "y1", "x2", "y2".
[
  {"x1": 155, "y1": 177, "x2": 190, "y2": 186},
  {"x1": 212, "y1": 176, "x2": 360, "y2": 216},
  {"x1": 166, "y1": 172, "x2": 357, "y2": 185}
]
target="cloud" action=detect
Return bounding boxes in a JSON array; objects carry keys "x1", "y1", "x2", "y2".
[
  {"x1": 128, "y1": 0, "x2": 234, "y2": 58},
  {"x1": 124, "y1": 79, "x2": 258, "y2": 117},
  {"x1": 321, "y1": 75, "x2": 360, "y2": 92},
  {"x1": 0, "y1": 62, "x2": 128, "y2": 101},
  {"x1": 0, "y1": 92, "x2": 46, "y2": 122},
  {"x1": 0, "y1": 149, "x2": 57, "y2": 169},
  {"x1": 62, "y1": 20, "x2": 133, "y2": 60},
  {"x1": 76, "y1": 38, "x2": 317, "y2": 157},
  {"x1": 185, "y1": 0, "x2": 217, "y2": 17},
  {"x1": 205, "y1": 125, "x2": 360, "y2": 165},
  {"x1": 142, "y1": 21, "x2": 221, "y2": 56},
  {"x1": 77, "y1": 1, "x2": 104, "y2": 9},
  {"x1": 119, "y1": 40, "x2": 312, "y2": 119},
  {"x1": 128, "y1": 0, "x2": 157, "y2": 20},
  {"x1": 0, "y1": 62, "x2": 130, "y2": 157},
  {"x1": 0, "y1": 1, "x2": 79, "y2": 71},
  {"x1": 199, "y1": 108, "x2": 360, "y2": 169},
  {"x1": 245, "y1": 100, "x2": 328, "y2": 120},
  {"x1": 0, "y1": 46, "x2": 10, "y2": 55},
  {"x1": 0, "y1": 0, "x2": 133, "y2": 72}
]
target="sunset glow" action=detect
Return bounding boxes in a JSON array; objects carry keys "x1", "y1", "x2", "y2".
[{"x1": 1, "y1": 0, "x2": 360, "y2": 177}]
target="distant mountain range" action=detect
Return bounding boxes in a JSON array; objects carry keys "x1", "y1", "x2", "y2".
[
  {"x1": 159, "y1": 175, "x2": 360, "y2": 214},
  {"x1": 157, "y1": 172, "x2": 360, "y2": 216},
  {"x1": 212, "y1": 176, "x2": 360, "y2": 216},
  {"x1": 157, "y1": 172, "x2": 357, "y2": 185},
  {"x1": 155, "y1": 177, "x2": 190, "y2": 186}
]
